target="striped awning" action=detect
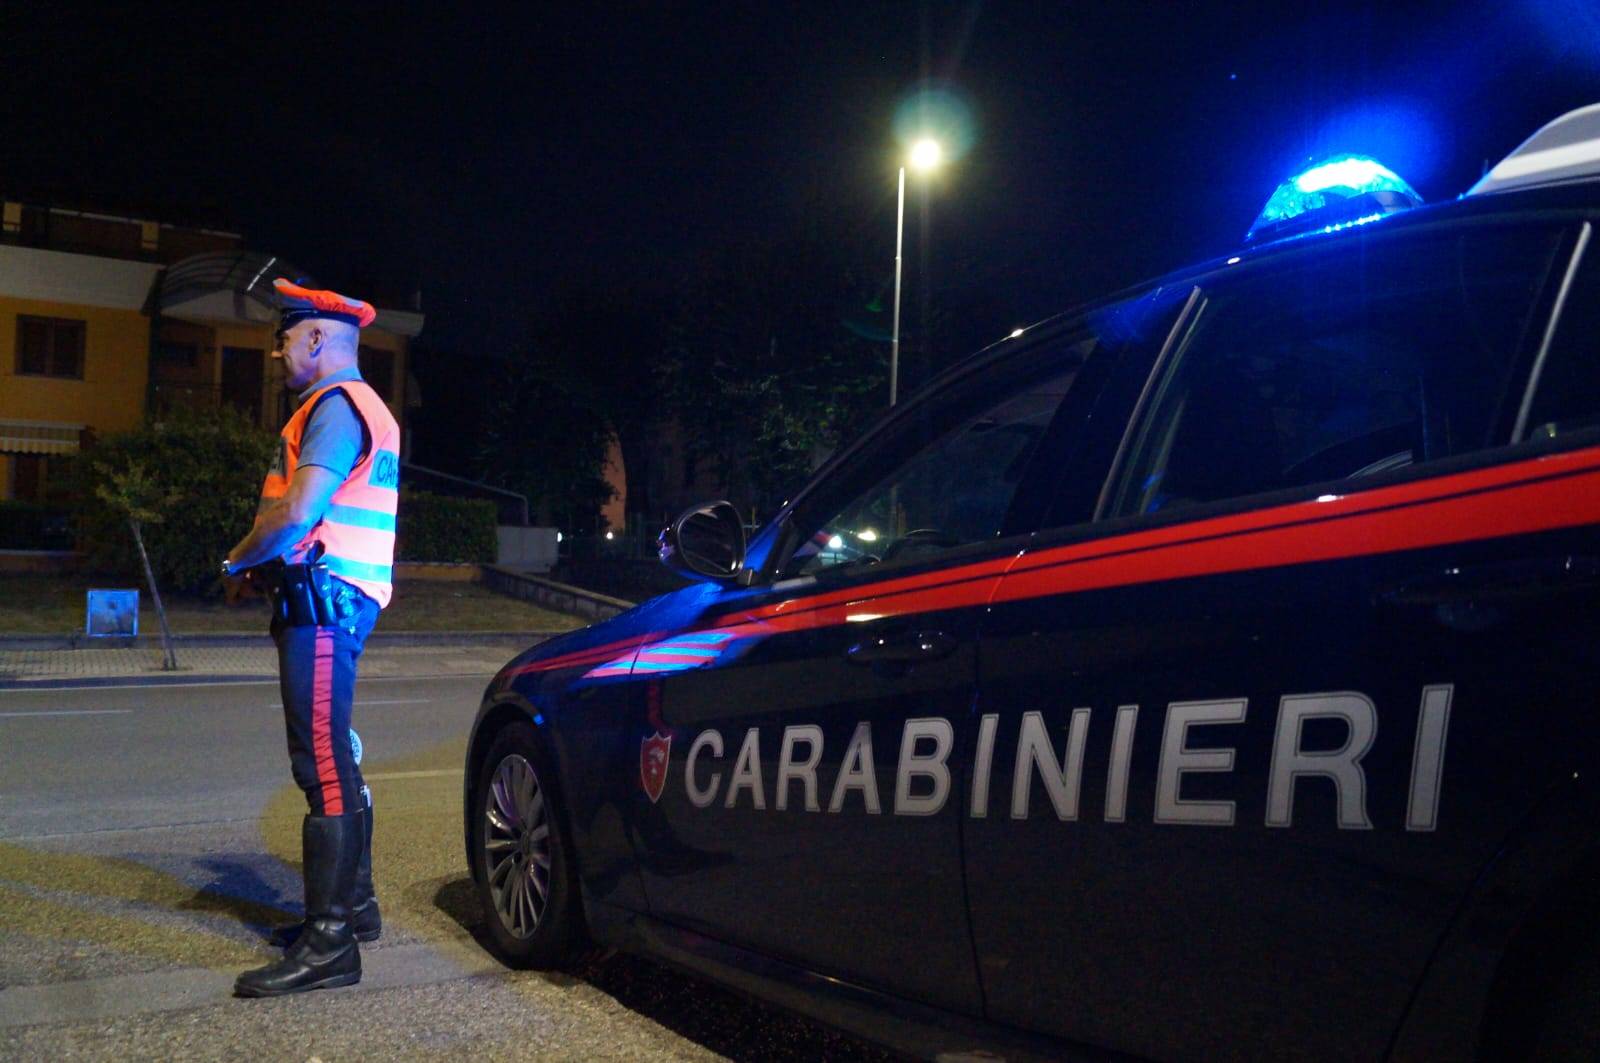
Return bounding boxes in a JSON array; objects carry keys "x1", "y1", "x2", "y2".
[{"x1": 0, "y1": 420, "x2": 83, "y2": 455}]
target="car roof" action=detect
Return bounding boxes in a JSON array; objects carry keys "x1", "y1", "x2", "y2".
[{"x1": 950, "y1": 174, "x2": 1600, "y2": 388}]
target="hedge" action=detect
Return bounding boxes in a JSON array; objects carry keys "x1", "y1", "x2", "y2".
[
  {"x1": 73, "y1": 408, "x2": 497, "y2": 583},
  {"x1": 395, "y1": 490, "x2": 497, "y2": 564}
]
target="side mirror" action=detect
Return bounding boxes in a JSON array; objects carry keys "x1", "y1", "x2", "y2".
[{"x1": 659, "y1": 500, "x2": 747, "y2": 584}]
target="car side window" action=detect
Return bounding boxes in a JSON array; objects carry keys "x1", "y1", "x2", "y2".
[
  {"x1": 786, "y1": 365, "x2": 1080, "y2": 577},
  {"x1": 1104, "y1": 225, "x2": 1569, "y2": 520}
]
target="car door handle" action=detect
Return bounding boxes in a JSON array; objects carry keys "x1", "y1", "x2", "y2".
[
  {"x1": 1378, "y1": 555, "x2": 1600, "y2": 606},
  {"x1": 846, "y1": 631, "x2": 959, "y2": 666}
]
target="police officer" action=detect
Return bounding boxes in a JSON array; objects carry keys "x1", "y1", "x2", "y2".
[{"x1": 227, "y1": 278, "x2": 400, "y2": 997}]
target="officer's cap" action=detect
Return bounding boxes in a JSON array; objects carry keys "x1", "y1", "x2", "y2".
[{"x1": 273, "y1": 278, "x2": 377, "y2": 329}]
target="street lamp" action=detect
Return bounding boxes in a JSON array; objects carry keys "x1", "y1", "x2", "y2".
[{"x1": 891, "y1": 138, "x2": 943, "y2": 406}]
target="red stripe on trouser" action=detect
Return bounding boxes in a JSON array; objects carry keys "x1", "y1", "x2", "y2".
[{"x1": 311, "y1": 630, "x2": 343, "y2": 815}]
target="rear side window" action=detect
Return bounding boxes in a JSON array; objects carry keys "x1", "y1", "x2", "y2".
[
  {"x1": 1520, "y1": 234, "x2": 1600, "y2": 442},
  {"x1": 1105, "y1": 225, "x2": 1568, "y2": 519}
]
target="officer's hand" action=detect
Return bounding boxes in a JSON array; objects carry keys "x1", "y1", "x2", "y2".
[{"x1": 220, "y1": 570, "x2": 247, "y2": 604}]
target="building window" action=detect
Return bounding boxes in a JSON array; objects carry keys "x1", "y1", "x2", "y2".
[
  {"x1": 359, "y1": 345, "x2": 395, "y2": 403},
  {"x1": 16, "y1": 316, "x2": 85, "y2": 378}
]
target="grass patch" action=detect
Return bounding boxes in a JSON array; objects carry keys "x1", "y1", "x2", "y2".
[
  {"x1": 0, "y1": 573, "x2": 587, "y2": 636},
  {"x1": 386, "y1": 580, "x2": 585, "y2": 633}
]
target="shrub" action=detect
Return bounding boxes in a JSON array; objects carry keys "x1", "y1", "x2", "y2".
[
  {"x1": 396, "y1": 490, "x2": 497, "y2": 563},
  {"x1": 77, "y1": 406, "x2": 277, "y2": 592},
  {"x1": 0, "y1": 500, "x2": 74, "y2": 550}
]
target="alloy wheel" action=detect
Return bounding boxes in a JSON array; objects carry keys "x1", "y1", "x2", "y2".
[{"x1": 483, "y1": 754, "x2": 552, "y2": 939}]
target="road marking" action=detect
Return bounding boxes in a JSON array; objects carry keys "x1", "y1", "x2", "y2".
[
  {"x1": 0, "y1": 673, "x2": 498, "y2": 694},
  {"x1": 365, "y1": 768, "x2": 462, "y2": 781},
  {"x1": 0, "y1": 709, "x2": 134, "y2": 718},
  {"x1": 266, "y1": 698, "x2": 434, "y2": 708},
  {"x1": 1, "y1": 679, "x2": 281, "y2": 694}
]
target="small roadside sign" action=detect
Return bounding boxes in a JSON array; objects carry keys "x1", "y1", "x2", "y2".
[{"x1": 85, "y1": 589, "x2": 139, "y2": 637}]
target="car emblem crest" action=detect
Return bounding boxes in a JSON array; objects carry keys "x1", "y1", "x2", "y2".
[{"x1": 640, "y1": 731, "x2": 671, "y2": 803}]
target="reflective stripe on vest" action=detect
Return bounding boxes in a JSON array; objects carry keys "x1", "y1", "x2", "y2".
[{"x1": 259, "y1": 379, "x2": 401, "y2": 608}]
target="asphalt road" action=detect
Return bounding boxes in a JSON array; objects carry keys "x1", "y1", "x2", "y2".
[{"x1": 0, "y1": 674, "x2": 899, "y2": 1061}]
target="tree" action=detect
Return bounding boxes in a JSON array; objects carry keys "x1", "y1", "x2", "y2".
[
  {"x1": 664, "y1": 233, "x2": 887, "y2": 519},
  {"x1": 77, "y1": 405, "x2": 277, "y2": 593},
  {"x1": 514, "y1": 284, "x2": 673, "y2": 528},
  {"x1": 91, "y1": 459, "x2": 180, "y2": 669},
  {"x1": 476, "y1": 358, "x2": 617, "y2": 534}
]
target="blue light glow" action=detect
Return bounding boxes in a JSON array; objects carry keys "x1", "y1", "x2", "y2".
[{"x1": 1305, "y1": 102, "x2": 1439, "y2": 188}]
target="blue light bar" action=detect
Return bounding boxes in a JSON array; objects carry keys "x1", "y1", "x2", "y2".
[{"x1": 1247, "y1": 154, "x2": 1422, "y2": 242}]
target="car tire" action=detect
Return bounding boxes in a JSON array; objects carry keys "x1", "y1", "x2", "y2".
[{"x1": 471, "y1": 721, "x2": 585, "y2": 968}]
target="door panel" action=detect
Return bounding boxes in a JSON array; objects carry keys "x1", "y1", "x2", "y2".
[
  {"x1": 622, "y1": 325, "x2": 1122, "y2": 1011},
  {"x1": 971, "y1": 494, "x2": 1600, "y2": 1058},
  {"x1": 641, "y1": 594, "x2": 989, "y2": 1012}
]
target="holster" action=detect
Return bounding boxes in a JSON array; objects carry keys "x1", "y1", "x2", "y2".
[{"x1": 271, "y1": 561, "x2": 361, "y2": 631}]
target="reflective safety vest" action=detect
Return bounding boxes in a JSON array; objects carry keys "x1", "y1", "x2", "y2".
[{"x1": 260, "y1": 379, "x2": 401, "y2": 608}]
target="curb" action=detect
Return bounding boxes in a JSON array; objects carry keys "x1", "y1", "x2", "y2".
[{"x1": 480, "y1": 567, "x2": 636, "y2": 621}]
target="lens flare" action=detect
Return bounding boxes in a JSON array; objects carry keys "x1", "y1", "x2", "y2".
[{"x1": 893, "y1": 84, "x2": 976, "y2": 165}]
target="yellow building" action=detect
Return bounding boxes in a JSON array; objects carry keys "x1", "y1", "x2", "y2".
[{"x1": 0, "y1": 200, "x2": 423, "y2": 502}]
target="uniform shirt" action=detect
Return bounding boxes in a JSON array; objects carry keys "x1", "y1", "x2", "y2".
[{"x1": 296, "y1": 366, "x2": 370, "y2": 480}]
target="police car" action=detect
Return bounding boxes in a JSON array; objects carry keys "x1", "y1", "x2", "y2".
[{"x1": 464, "y1": 104, "x2": 1600, "y2": 1060}]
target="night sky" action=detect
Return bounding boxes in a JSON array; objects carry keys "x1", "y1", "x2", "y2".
[{"x1": 4, "y1": 2, "x2": 1599, "y2": 360}]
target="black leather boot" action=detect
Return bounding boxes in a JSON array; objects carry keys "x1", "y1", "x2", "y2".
[
  {"x1": 236, "y1": 813, "x2": 363, "y2": 997},
  {"x1": 350, "y1": 795, "x2": 381, "y2": 938},
  {"x1": 268, "y1": 803, "x2": 380, "y2": 947}
]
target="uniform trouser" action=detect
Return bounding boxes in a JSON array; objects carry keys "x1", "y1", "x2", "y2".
[{"x1": 272, "y1": 593, "x2": 381, "y2": 816}]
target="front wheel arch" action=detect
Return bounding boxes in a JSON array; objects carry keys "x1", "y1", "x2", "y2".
[
  {"x1": 469, "y1": 719, "x2": 589, "y2": 968},
  {"x1": 465, "y1": 699, "x2": 547, "y2": 879}
]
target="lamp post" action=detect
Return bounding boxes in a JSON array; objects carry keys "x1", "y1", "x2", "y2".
[{"x1": 890, "y1": 138, "x2": 943, "y2": 406}]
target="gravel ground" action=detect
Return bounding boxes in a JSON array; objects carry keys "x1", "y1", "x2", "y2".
[{"x1": 0, "y1": 955, "x2": 908, "y2": 1062}]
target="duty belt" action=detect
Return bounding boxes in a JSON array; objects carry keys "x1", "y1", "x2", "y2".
[{"x1": 266, "y1": 558, "x2": 363, "y2": 632}]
